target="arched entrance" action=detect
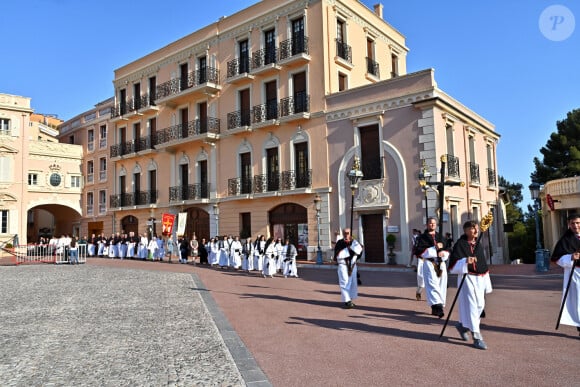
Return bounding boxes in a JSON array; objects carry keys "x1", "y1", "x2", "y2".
[
  {"x1": 269, "y1": 203, "x2": 308, "y2": 259},
  {"x1": 121, "y1": 215, "x2": 139, "y2": 235},
  {"x1": 185, "y1": 207, "x2": 210, "y2": 241},
  {"x1": 27, "y1": 204, "x2": 81, "y2": 243}
]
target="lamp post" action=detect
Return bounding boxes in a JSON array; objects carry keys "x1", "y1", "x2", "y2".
[
  {"x1": 314, "y1": 194, "x2": 323, "y2": 264},
  {"x1": 213, "y1": 203, "x2": 220, "y2": 236},
  {"x1": 418, "y1": 160, "x2": 432, "y2": 222},
  {"x1": 529, "y1": 182, "x2": 547, "y2": 272},
  {"x1": 347, "y1": 156, "x2": 364, "y2": 232}
]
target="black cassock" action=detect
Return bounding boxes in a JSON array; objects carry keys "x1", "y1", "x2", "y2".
[
  {"x1": 551, "y1": 229, "x2": 580, "y2": 261},
  {"x1": 448, "y1": 235, "x2": 488, "y2": 275}
]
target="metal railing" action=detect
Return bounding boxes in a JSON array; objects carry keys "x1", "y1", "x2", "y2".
[
  {"x1": 251, "y1": 47, "x2": 278, "y2": 69},
  {"x1": 366, "y1": 57, "x2": 380, "y2": 77},
  {"x1": 155, "y1": 117, "x2": 220, "y2": 145},
  {"x1": 252, "y1": 100, "x2": 278, "y2": 123},
  {"x1": 227, "y1": 57, "x2": 251, "y2": 78},
  {"x1": 109, "y1": 190, "x2": 158, "y2": 208},
  {"x1": 487, "y1": 168, "x2": 497, "y2": 187},
  {"x1": 169, "y1": 183, "x2": 210, "y2": 201},
  {"x1": 227, "y1": 110, "x2": 252, "y2": 130},
  {"x1": 279, "y1": 36, "x2": 309, "y2": 60},
  {"x1": 228, "y1": 169, "x2": 311, "y2": 196},
  {"x1": 469, "y1": 162, "x2": 480, "y2": 184},
  {"x1": 336, "y1": 39, "x2": 352, "y2": 63},
  {"x1": 279, "y1": 92, "x2": 310, "y2": 117},
  {"x1": 155, "y1": 67, "x2": 220, "y2": 100},
  {"x1": 446, "y1": 154, "x2": 461, "y2": 178}
]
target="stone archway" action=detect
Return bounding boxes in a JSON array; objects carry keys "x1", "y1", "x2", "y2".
[{"x1": 26, "y1": 203, "x2": 81, "y2": 243}]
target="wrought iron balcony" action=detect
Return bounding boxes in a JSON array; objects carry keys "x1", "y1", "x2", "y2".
[
  {"x1": 110, "y1": 141, "x2": 135, "y2": 158},
  {"x1": 169, "y1": 183, "x2": 210, "y2": 202},
  {"x1": 446, "y1": 154, "x2": 461, "y2": 179},
  {"x1": 251, "y1": 47, "x2": 278, "y2": 69},
  {"x1": 109, "y1": 190, "x2": 158, "y2": 208},
  {"x1": 228, "y1": 177, "x2": 254, "y2": 196},
  {"x1": 252, "y1": 100, "x2": 278, "y2": 123},
  {"x1": 469, "y1": 162, "x2": 480, "y2": 184},
  {"x1": 279, "y1": 36, "x2": 309, "y2": 60},
  {"x1": 227, "y1": 110, "x2": 252, "y2": 130},
  {"x1": 253, "y1": 173, "x2": 281, "y2": 193},
  {"x1": 336, "y1": 39, "x2": 352, "y2": 63},
  {"x1": 110, "y1": 134, "x2": 158, "y2": 158},
  {"x1": 281, "y1": 169, "x2": 312, "y2": 189},
  {"x1": 279, "y1": 92, "x2": 310, "y2": 117},
  {"x1": 155, "y1": 117, "x2": 220, "y2": 145},
  {"x1": 227, "y1": 57, "x2": 251, "y2": 78},
  {"x1": 487, "y1": 168, "x2": 497, "y2": 187},
  {"x1": 366, "y1": 57, "x2": 380, "y2": 78},
  {"x1": 155, "y1": 67, "x2": 220, "y2": 100}
]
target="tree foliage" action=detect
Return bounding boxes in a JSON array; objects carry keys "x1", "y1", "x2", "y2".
[{"x1": 532, "y1": 108, "x2": 580, "y2": 183}]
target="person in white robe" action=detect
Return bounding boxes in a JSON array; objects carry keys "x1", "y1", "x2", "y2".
[
  {"x1": 242, "y1": 237, "x2": 254, "y2": 272},
  {"x1": 282, "y1": 238, "x2": 299, "y2": 278},
  {"x1": 551, "y1": 213, "x2": 580, "y2": 336},
  {"x1": 209, "y1": 237, "x2": 220, "y2": 266},
  {"x1": 230, "y1": 236, "x2": 243, "y2": 269},
  {"x1": 254, "y1": 235, "x2": 265, "y2": 272},
  {"x1": 148, "y1": 236, "x2": 158, "y2": 260},
  {"x1": 262, "y1": 237, "x2": 277, "y2": 278},
  {"x1": 333, "y1": 228, "x2": 363, "y2": 308}
]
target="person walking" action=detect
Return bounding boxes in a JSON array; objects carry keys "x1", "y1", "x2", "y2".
[
  {"x1": 190, "y1": 235, "x2": 199, "y2": 265},
  {"x1": 551, "y1": 213, "x2": 580, "y2": 337},
  {"x1": 448, "y1": 220, "x2": 493, "y2": 350},
  {"x1": 262, "y1": 237, "x2": 277, "y2": 278},
  {"x1": 282, "y1": 238, "x2": 299, "y2": 278},
  {"x1": 414, "y1": 217, "x2": 449, "y2": 318},
  {"x1": 333, "y1": 228, "x2": 363, "y2": 309}
]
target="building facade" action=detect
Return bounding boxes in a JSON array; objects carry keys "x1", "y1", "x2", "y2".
[
  {"x1": 540, "y1": 177, "x2": 580, "y2": 251},
  {"x1": 0, "y1": 93, "x2": 83, "y2": 245},
  {"x1": 59, "y1": 0, "x2": 503, "y2": 263}
]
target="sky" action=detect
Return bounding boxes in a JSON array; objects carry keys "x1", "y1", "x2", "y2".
[{"x1": 1, "y1": 0, "x2": 578, "y2": 205}]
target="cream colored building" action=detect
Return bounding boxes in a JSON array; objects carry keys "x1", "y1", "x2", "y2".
[
  {"x1": 61, "y1": 0, "x2": 503, "y2": 262},
  {"x1": 540, "y1": 177, "x2": 580, "y2": 251},
  {"x1": 0, "y1": 93, "x2": 83, "y2": 245}
]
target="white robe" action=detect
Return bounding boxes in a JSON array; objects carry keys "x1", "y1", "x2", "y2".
[
  {"x1": 555, "y1": 255, "x2": 580, "y2": 327},
  {"x1": 282, "y1": 244, "x2": 298, "y2": 277},
  {"x1": 230, "y1": 240, "x2": 243, "y2": 268},
  {"x1": 336, "y1": 240, "x2": 363, "y2": 303},
  {"x1": 450, "y1": 258, "x2": 492, "y2": 339},
  {"x1": 263, "y1": 243, "x2": 277, "y2": 277},
  {"x1": 421, "y1": 246, "x2": 448, "y2": 307}
]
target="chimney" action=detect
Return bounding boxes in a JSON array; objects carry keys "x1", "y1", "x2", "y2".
[{"x1": 374, "y1": 3, "x2": 383, "y2": 19}]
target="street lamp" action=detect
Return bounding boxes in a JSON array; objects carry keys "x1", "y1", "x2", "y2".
[
  {"x1": 314, "y1": 194, "x2": 323, "y2": 264},
  {"x1": 418, "y1": 159, "x2": 432, "y2": 222},
  {"x1": 529, "y1": 182, "x2": 547, "y2": 272},
  {"x1": 347, "y1": 156, "x2": 364, "y2": 232}
]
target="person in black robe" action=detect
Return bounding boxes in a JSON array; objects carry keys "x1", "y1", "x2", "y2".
[{"x1": 198, "y1": 238, "x2": 209, "y2": 265}]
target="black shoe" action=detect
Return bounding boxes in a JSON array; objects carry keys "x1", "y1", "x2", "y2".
[
  {"x1": 344, "y1": 301, "x2": 354, "y2": 309},
  {"x1": 431, "y1": 304, "x2": 444, "y2": 318},
  {"x1": 480, "y1": 309, "x2": 486, "y2": 318}
]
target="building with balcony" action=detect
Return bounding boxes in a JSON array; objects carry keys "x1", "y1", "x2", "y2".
[
  {"x1": 60, "y1": 0, "x2": 503, "y2": 263},
  {"x1": 0, "y1": 93, "x2": 83, "y2": 245}
]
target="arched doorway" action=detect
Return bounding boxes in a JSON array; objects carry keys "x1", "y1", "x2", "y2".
[
  {"x1": 269, "y1": 203, "x2": 307, "y2": 259},
  {"x1": 121, "y1": 215, "x2": 139, "y2": 235},
  {"x1": 185, "y1": 207, "x2": 210, "y2": 241},
  {"x1": 26, "y1": 204, "x2": 81, "y2": 243}
]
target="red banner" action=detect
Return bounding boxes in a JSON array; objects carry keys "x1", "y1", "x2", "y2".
[
  {"x1": 161, "y1": 213, "x2": 176, "y2": 236},
  {"x1": 546, "y1": 194, "x2": 555, "y2": 211}
]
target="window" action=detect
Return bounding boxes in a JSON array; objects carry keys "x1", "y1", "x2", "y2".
[
  {"x1": 0, "y1": 157, "x2": 11, "y2": 182},
  {"x1": 338, "y1": 73, "x2": 347, "y2": 91},
  {"x1": 0, "y1": 118, "x2": 10, "y2": 134},
  {"x1": 87, "y1": 193, "x2": 94, "y2": 215},
  {"x1": 99, "y1": 190, "x2": 107, "y2": 214},
  {"x1": 99, "y1": 125, "x2": 107, "y2": 148},
  {"x1": 99, "y1": 158, "x2": 107, "y2": 181},
  {"x1": 446, "y1": 125, "x2": 454, "y2": 155},
  {"x1": 294, "y1": 142, "x2": 309, "y2": 188},
  {"x1": 264, "y1": 29, "x2": 276, "y2": 65},
  {"x1": 49, "y1": 173, "x2": 62, "y2": 187},
  {"x1": 71, "y1": 175, "x2": 81, "y2": 188},
  {"x1": 391, "y1": 54, "x2": 399, "y2": 77},
  {"x1": 359, "y1": 124, "x2": 382, "y2": 179},
  {"x1": 87, "y1": 161, "x2": 94, "y2": 183},
  {"x1": 149, "y1": 170, "x2": 157, "y2": 202},
  {"x1": 28, "y1": 173, "x2": 38, "y2": 186},
  {"x1": 88, "y1": 129, "x2": 95, "y2": 151},
  {"x1": 0, "y1": 210, "x2": 8, "y2": 233},
  {"x1": 239, "y1": 39, "x2": 249, "y2": 73},
  {"x1": 68, "y1": 135, "x2": 75, "y2": 144},
  {"x1": 240, "y1": 212, "x2": 251, "y2": 238}
]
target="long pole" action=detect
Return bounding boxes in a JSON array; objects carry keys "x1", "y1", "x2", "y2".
[
  {"x1": 350, "y1": 190, "x2": 355, "y2": 231},
  {"x1": 423, "y1": 187, "x2": 428, "y2": 222}
]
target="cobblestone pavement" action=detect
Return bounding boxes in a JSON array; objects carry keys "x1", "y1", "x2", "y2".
[{"x1": 0, "y1": 264, "x2": 267, "y2": 387}]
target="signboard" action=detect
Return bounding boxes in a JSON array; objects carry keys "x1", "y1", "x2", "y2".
[
  {"x1": 161, "y1": 213, "x2": 176, "y2": 236},
  {"x1": 387, "y1": 225, "x2": 399, "y2": 233},
  {"x1": 177, "y1": 212, "x2": 187, "y2": 236},
  {"x1": 546, "y1": 194, "x2": 555, "y2": 211}
]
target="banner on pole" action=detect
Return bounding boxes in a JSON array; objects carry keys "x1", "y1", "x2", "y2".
[
  {"x1": 177, "y1": 212, "x2": 188, "y2": 236},
  {"x1": 161, "y1": 213, "x2": 176, "y2": 236}
]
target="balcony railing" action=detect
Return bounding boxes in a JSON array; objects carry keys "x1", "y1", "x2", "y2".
[
  {"x1": 228, "y1": 169, "x2": 311, "y2": 196},
  {"x1": 155, "y1": 67, "x2": 220, "y2": 100},
  {"x1": 487, "y1": 168, "x2": 497, "y2": 187},
  {"x1": 469, "y1": 162, "x2": 480, "y2": 184},
  {"x1": 279, "y1": 36, "x2": 309, "y2": 60},
  {"x1": 169, "y1": 183, "x2": 210, "y2": 201},
  {"x1": 251, "y1": 47, "x2": 278, "y2": 69},
  {"x1": 227, "y1": 110, "x2": 252, "y2": 130},
  {"x1": 252, "y1": 101, "x2": 278, "y2": 123},
  {"x1": 155, "y1": 117, "x2": 220, "y2": 145},
  {"x1": 366, "y1": 57, "x2": 380, "y2": 78},
  {"x1": 109, "y1": 190, "x2": 158, "y2": 208},
  {"x1": 446, "y1": 154, "x2": 461, "y2": 178},
  {"x1": 227, "y1": 177, "x2": 254, "y2": 196},
  {"x1": 279, "y1": 92, "x2": 310, "y2": 117},
  {"x1": 336, "y1": 39, "x2": 352, "y2": 63},
  {"x1": 227, "y1": 57, "x2": 251, "y2": 78}
]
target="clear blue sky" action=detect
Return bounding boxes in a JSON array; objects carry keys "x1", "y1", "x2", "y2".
[{"x1": 1, "y1": 0, "x2": 578, "y2": 204}]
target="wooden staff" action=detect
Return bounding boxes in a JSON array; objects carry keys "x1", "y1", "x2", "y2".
[{"x1": 440, "y1": 211, "x2": 493, "y2": 338}]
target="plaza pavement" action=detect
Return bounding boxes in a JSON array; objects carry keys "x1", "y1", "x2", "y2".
[{"x1": 0, "y1": 258, "x2": 578, "y2": 386}]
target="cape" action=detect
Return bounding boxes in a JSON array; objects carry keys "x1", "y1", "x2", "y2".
[
  {"x1": 413, "y1": 231, "x2": 445, "y2": 257},
  {"x1": 449, "y1": 234, "x2": 488, "y2": 274},
  {"x1": 551, "y1": 229, "x2": 580, "y2": 261}
]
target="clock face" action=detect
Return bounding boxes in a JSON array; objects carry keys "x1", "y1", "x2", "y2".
[{"x1": 49, "y1": 173, "x2": 61, "y2": 187}]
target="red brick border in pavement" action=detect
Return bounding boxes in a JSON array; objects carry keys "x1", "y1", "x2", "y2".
[{"x1": 88, "y1": 259, "x2": 577, "y2": 386}]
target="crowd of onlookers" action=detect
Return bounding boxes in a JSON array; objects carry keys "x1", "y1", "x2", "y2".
[{"x1": 84, "y1": 232, "x2": 299, "y2": 278}]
